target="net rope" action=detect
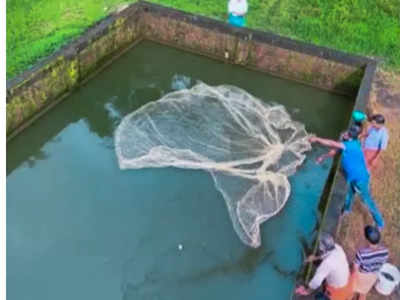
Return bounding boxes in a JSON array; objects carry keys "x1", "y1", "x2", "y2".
[{"x1": 115, "y1": 83, "x2": 311, "y2": 247}]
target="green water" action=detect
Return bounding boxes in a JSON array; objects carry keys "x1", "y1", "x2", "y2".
[{"x1": 7, "y1": 41, "x2": 353, "y2": 300}]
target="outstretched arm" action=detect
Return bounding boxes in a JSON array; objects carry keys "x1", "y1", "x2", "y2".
[
  {"x1": 316, "y1": 149, "x2": 339, "y2": 164},
  {"x1": 309, "y1": 136, "x2": 345, "y2": 150}
]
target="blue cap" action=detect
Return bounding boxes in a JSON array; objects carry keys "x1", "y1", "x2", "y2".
[{"x1": 352, "y1": 110, "x2": 367, "y2": 123}]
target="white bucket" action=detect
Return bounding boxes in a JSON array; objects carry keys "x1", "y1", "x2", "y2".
[{"x1": 375, "y1": 263, "x2": 400, "y2": 296}]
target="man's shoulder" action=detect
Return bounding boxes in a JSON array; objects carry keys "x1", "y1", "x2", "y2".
[
  {"x1": 325, "y1": 244, "x2": 346, "y2": 263},
  {"x1": 342, "y1": 139, "x2": 361, "y2": 149},
  {"x1": 334, "y1": 244, "x2": 346, "y2": 255}
]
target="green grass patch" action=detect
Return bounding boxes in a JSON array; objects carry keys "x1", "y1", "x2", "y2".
[
  {"x1": 6, "y1": 0, "x2": 137, "y2": 78},
  {"x1": 7, "y1": 0, "x2": 400, "y2": 79}
]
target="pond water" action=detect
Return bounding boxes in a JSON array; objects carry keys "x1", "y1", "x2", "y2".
[{"x1": 7, "y1": 41, "x2": 353, "y2": 300}]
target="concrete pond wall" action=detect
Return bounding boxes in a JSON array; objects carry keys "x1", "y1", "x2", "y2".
[{"x1": 6, "y1": 0, "x2": 377, "y2": 285}]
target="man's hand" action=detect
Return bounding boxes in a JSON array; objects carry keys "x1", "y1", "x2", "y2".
[
  {"x1": 308, "y1": 136, "x2": 345, "y2": 150},
  {"x1": 316, "y1": 155, "x2": 325, "y2": 164},
  {"x1": 295, "y1": 285, "x2": 311, "y2": 296}
]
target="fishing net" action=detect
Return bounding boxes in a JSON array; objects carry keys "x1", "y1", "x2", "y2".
[{"x1": 115, "y1": 83, "x2": 311, "y2": 247}]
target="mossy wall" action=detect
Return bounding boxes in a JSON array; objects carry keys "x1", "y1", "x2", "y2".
[
  {"x1": 140, "y1": 3, "x2": 366, "y2": 94},
  {"x1": 6, "y1": 1, "x2": 372, "y2": 139},
  {"x1": 7, "y1": 56, "x2": 79, "y2": 135}
]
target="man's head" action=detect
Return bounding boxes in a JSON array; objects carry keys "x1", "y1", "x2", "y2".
[
  {"x1": 364, "y1": 225, "x2": 381, "y2": 245},
  {"x1": 346, "y1": 124, "x2": 362, "y2": 140},
  {"x1": 370, "y1": 114, "x2": 385, "y2": 129},
  {"x1": 318, "y1": 232, "x2": 335, "y2": 256},
  {"x1": 340, "y1": 131, "x2": 350, "y2": 141}
]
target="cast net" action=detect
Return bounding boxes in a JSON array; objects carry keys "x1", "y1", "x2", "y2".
[{"x1": 115, "y1": 82, "x2": 311, "y2": 247}]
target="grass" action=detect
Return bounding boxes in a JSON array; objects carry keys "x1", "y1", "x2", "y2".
[
  {"x1": 6, "y1": 0, "x2": 400, "y2": 79},
  {"x1": 6, "y1": 0, "x2": 136, "y2": 78}
]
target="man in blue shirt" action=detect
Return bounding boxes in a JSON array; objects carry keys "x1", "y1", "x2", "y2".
[{"x1": 309, "y1": 125, "x2": 384, "y2": 230}]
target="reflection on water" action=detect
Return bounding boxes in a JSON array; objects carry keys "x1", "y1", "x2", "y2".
[{"x1": 171, "y1": 74, "x2": 192, "y2": 91}]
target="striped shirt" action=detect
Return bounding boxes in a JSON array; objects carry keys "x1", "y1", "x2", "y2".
[{"x1": 355, "y1": 246, "x2": 389, "y2": 273}]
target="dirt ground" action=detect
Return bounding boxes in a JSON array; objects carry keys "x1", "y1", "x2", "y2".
[{"x1": 337, "y1": 69, "x2": 400, "y2": 300}]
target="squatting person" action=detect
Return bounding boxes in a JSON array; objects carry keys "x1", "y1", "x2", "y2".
[{"x1": 295, "y1": 233, "x2": 353, "y2": 300}]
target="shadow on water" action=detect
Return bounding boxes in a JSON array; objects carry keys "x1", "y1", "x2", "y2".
[
  {"x1": 181, "y1": 247, "x2": 274, "y2": 283},
  {"x1": 121, "y1": 245, "x2": 275, "y2": 299}
]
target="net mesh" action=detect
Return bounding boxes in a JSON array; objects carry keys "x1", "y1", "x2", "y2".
[{"x1": 115, "y1": 83, "x2": 311, "y2": 247}]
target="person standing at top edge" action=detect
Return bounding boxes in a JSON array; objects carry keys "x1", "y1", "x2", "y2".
[
  {"x1": 309, "y1": 125, "x2": 385, "y2": 230},
  {"x1": 228, "y1": 0, "x2": 248, "y2": 27}
]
